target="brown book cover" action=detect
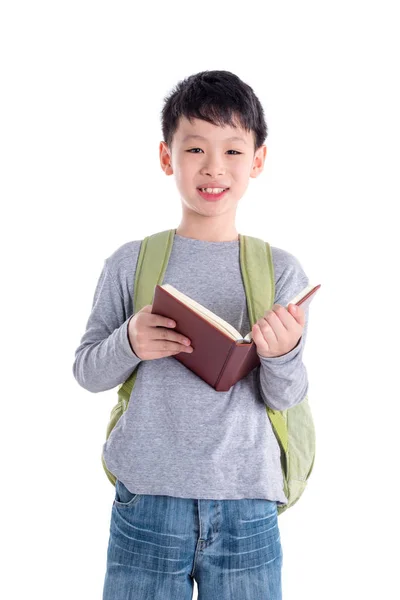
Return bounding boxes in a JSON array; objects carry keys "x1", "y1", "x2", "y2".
[{"x1": 151, "y1": 283, "x2": 320, "y2": 392}]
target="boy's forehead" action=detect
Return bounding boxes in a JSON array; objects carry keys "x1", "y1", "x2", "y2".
[{"x1": 174, "y1": 116, "x2": 251, "y2": 145}]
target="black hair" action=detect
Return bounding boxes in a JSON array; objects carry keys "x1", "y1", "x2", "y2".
[{"x1": 161, "y1": 70, "x2": 268, "y2": 153}]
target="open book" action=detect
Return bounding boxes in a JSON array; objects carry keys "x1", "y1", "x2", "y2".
[
  {"x1": 160, "y1": 282, "x2": 320, "y2": 342},
  {"x1": 151, "y1": 282, "x2": 320, "y2": 391}
]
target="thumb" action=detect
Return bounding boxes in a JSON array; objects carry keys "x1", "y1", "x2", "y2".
[
  {"x1": 288, "y1": 303, "x2": 304, "y2": 324},
  {"x1": 139, "y1": 304, "x2": 153, "y2": 313}
]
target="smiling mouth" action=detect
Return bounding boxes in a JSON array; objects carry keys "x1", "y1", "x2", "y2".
[
  {"x1": 197, "y1": 188, "x2": 230, "y2": 201},
  {"x1": 197, "y1": 187, "x2": 230, "y2": 193}
]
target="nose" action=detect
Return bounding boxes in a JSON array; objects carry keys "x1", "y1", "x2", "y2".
[{"x1": 200, "y1": 155, "x2": 226, "y2": 178}]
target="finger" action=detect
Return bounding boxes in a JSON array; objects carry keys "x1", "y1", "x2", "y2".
[
  {"x1": 139, "y1": 304, "x2": 153, "y2": 313},
  {"x1": 288, "y1": 303, "x2": 306, "y2": 326},
  {"x1": 258, "y1": 316, "x2": 279, "y2": 344},
  {"x1": 148, "y1": 344, "x2": 193, "y2": 360},
  {"x1": 155, "y1": 339, "x2": 193, "y2": 355},
  {"x1": 263, "y1": 309, "x2": 287, "y2": 338},
  {"x1": 269, "y1": 304, "x2": 297, "y2": 331},
  {"x1": 252, "y1": 323, "x2": 270, "y2": 353},
  {"x1": 151, "y1": 325, "x2": 191, "y2": 347},
  {"x1": 147, "y1": 311, "x2": 177, "y2": 329}
]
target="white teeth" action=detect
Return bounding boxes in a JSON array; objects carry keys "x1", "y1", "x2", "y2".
[{"x1": 200, "y1": 187, "x2": 226, "y2": 193}]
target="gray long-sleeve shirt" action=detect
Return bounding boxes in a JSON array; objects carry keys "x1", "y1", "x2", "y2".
[{"x1": 73, "y1": 233, "x2": 309, "y2": 504}]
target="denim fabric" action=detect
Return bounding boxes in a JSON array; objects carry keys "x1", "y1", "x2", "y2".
[{"x1": 102, "y1": 479, "x2": 283, "y2": 600}]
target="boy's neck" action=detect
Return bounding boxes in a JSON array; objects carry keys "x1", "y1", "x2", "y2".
[{"x1": 175, "y1": 224, "x2": 239, "y2": 243}]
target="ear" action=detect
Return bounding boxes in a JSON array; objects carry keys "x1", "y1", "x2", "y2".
[
  {"x1": 159, "y1": 141, "x2": 173, "y2": 175},
  {"x1": 250, "y1": 145, "x2": 267, "y2": 179}
]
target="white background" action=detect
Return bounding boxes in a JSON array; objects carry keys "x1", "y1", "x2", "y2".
[{"x1": 1, "y1": 1, "x2": 399, "y2": 598}]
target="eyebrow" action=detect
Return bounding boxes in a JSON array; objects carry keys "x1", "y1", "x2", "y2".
[{"x1": 182, "y1": 134, "x2": 247, "y2": 144}]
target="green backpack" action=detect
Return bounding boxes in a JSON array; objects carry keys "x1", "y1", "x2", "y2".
[{"x1": 101, "y1": 229, "x2": 316, "y2": 516}]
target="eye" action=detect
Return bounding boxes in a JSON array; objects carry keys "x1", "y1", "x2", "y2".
[{"x1": 186, "y1": 148, "x2": 242, "y2": 155}]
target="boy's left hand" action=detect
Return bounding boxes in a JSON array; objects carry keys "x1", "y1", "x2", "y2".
[{"x1": 252, "y1": 304, "x2": 305, "y2": 358}]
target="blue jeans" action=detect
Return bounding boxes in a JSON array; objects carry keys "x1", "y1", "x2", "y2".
[{"x1": 102, "y1": 479, "x2": 283, "y2": 599}]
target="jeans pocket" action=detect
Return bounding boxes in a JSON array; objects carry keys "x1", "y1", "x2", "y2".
[
  {"x1": 258, "y1": 499, "x2": 278, "y2": 514},
  {"x1": 114, "y1": 479, "x2": 141, "y2": 507}
]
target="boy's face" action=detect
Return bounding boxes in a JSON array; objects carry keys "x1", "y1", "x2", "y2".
[{"x1": 159, "y1": 116, "x2": 266, "y2": 221}]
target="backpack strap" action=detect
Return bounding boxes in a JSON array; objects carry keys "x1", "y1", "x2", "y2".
[
  {"x1": 134, "y1": 229, "x2": 176, "y2": 314},
  {"x1": 240, "y1": 235, "x2": 288, "y2": 455},
  {"x1": 117, "y1": 229, "x2": 176, "y2": 405}
]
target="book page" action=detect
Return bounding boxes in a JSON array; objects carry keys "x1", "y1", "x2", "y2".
[{"x1": 161, "y1": 284, "x2": 247, "y2": 342}]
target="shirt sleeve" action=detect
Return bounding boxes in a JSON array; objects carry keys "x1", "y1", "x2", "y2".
[
  {"x1": 72, "y1": 258, "x2": 142, "y2": 393},
  {"x1": 257, "y1": 249, "x2": 310, "y2": 411}
]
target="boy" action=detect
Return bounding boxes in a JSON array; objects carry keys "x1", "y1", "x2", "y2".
[{"x1": 73, "y1": 70, "x2": 309, "y2": 600}]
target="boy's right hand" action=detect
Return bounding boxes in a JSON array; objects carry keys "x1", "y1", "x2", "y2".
[{"x1": 127, "y1": 304, "x2": 194, "y2": 360}]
